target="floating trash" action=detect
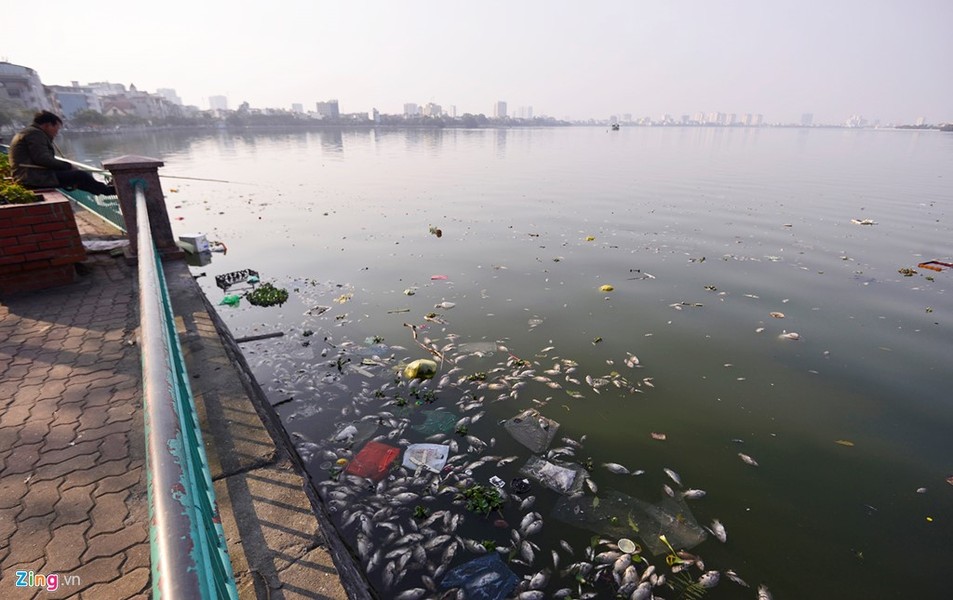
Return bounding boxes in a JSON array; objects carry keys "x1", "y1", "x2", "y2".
[
  {"x1": 439, "y1": 553, "x2": 518, "y2": 600},
  {"x1": 504, "y1": 408, "x2": 560, "y2": 453},
  {"x1": 345, "y1": 441, "x2": 399, "y2": 481},
  {"x1": 551, "y1": 488, "x2": 708, "y2": 555},
  {"x1": 403, "y1": 358, "x2": 438, "y2": 379},
  {"x1": 520, "y1": 455, "x2": 586, "y2": 495},
  {"x1": 599, "y1": 284, "x2": 615, "y2": 292},
  {"x1": 412, "y1": 409, "x2": 458, "y2": 435},
  {"x1": 618, "y1": 537, "x2": 638, "y2": 553},
  {"x1": 402, "y1": 443, "x2": 449, "y2": 473}
]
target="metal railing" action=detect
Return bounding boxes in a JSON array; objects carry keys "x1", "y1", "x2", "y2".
[{"x1": 136, "y1": 182, "x2": 239, "y2": 600}]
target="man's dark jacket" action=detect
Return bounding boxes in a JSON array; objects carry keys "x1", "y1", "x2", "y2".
[{"x1": 9, "y1": 124, "x2": 72, "y2": 188}]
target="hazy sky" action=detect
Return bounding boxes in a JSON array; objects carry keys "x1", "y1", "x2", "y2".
[{"x1": 5, "y1": 0, "x2": 951, "y2": 124}]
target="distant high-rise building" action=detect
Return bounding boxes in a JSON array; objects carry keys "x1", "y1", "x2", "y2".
[
  {"x1": 801, "y1": 113, "x2": 814, "y2": 127},
  {"x1": 316, "y1": 99, "x2": 339, "y2": 119},
  {"x1": 493, "y1": 101, "x2": 507, "y2": 118},
  {"x1": 209, "y1": 95, "x2": 228, "y2": 111},
  {"x1": 448, "y1": 105, "x2": 457, "y2": 118},
  {"x1": 423, "y1": 102, "x2": 442, "y2": 117},
  {"x1": 727, "y1": 113, "x2": 737, "y2": 126},
  {"x1": 623, "y1": 113, "x2": 633, "y2": 123},
  {"x1": 915, "y1": 116, "x2": 926, "y2": 126},
  {"x1": 292, "y1": 103, "x2": 304, "y2": 113},
  {"x1": 156, "y1": 88, "x2": 182, "y2": 106},
  {"x1": 753, "y1": 114, "x2": 763, "y2": 126},
  {"x1": 517, "y1": 106, "x2": 533, "y2": 119},
  {"x1": 403, "y1": 103, "x2": 419, "y2": 116}
]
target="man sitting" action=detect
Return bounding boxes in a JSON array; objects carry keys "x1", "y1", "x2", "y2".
[{"x1": 9, "y1": 110, "x2": 116, "y2": 196}]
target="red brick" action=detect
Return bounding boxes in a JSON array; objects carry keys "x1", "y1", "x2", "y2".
[
  {"x1": 0, "y1": 228, "x2": 33, "y2": 240},
  {"x1": 32, "y1": 221, "x2": 70, "y2": 233},
  {"x1": 3, "y1": 242, "x2": 38, "y2": 254},
  {"x1": 36, "y1": 238, "x2": 73, "y2": 251},
  {"x1": 0, "y1": 263, "x2": 24, "y2": 275},
  {"x1": 18, "y1": 232, "x2": 54, "y2": 244},
  {"x1": 23, "y1": 250, "x2": 58, "y2": 262},
  {"x1": 52, "y1": 228, "x2": 80, "y2": 239}
]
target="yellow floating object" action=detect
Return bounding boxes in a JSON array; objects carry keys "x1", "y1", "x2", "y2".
[
  {"x1": 599, "y1": 284, "x2": 615, "y2": 292},
  {"x1": 835, "y1": 440, "x2": 855, "y2": 447},
  {"x1": 585, "y1": 236, "x2": 596, "y2": 241},
  {"x1": 335, "y1": 458, "x2": 348, "y2": 465},
  {"x1": 404, "y1": 358, "x2": 438, "y2": 380}
]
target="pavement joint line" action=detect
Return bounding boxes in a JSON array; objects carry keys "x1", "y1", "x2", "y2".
[{"x1": 0, "y1": 203, "x2": 356, "y2": 599}]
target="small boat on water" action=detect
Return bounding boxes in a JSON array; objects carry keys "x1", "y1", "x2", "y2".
[{"x1": 611, "y1": 123, "x2": 620, "y2": 131}]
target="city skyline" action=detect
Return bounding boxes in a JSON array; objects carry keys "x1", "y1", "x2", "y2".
[{"x1": 4, "y1": 0, "x2": 951, "y2": 125}]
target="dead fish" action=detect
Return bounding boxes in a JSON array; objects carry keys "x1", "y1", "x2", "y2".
[
  {"x1": 758, "y1": 584, "x2": 774, "y2": 600},
  {"x1": 725, "y1": 569, "x2": 748, "y2": 587},
  {"x1": 698, "y1": 570, "x2": 720, "y2": 588},
  {"x1": 523, "y1": 519, "x2": 544, "y2": 537},
  {"x1": 595, "y1": 550, "x2": 622, "y2": 564},
  {"x1": 662, "y1": 484, "x2": 675, "y2": 497},
  {"x1": 520, "y1": 511, "x2": 541, "y2": 531},
  {"x1": 681, "y1": 488, "x2": 707, "y2": 500},
  {"x1": 528, "y1": 569, "x2": 551, "y2": 590},
  {"x1": 738, "y1": 452, "x2": 760, "y2": 466},
  {"x1": 518, "y1": 592, "x2": 545, "y2": 600},
  {"x1": 708, "y1": 519, "x2": 727, "y2": 543},
  {"x1": 630, "y1": 581, "x2": 653, "y2": 600},
  {"x1": 520, "y1": 540, "x2": 536, "y2": 563},
  {"x1": 395, "y1": 588, "x2": 427, "y2": 600},
  {"x1": 663, "y1": 468, "x2": 682, "y2": 486},
  {"x1": 519, "y1": 495, "x2": 537, "y2": 510},
  {"x1": 603, "y1": 462, "x2": 631, "y2": 475},
  {"x1": 585, "y1": 477, "x2": 599, "y2": 494}
]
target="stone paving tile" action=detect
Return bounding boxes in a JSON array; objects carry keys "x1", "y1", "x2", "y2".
[
  {"x1": 1, "y1": 228, "x2": 150, "y2": 600},
  {"x1": 1, "y1": 206, "x2": 352, "y2": 599}
]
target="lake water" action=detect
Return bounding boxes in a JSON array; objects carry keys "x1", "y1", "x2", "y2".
[{"x1": 63, "y1": 126, "x2": 952, "y2": 599}]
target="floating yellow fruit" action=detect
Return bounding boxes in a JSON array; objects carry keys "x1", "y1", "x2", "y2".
[
  {"x1": 599, "y1": 284, "x2": 614, "y2": 292},
  {"x1": 403, "y1": 359, "x2": 438, "y2": 380}
]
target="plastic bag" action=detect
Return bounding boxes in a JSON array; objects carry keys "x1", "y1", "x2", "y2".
[
  {"x1": 412, "y1": 410, "x2": 458, "y2": 436},
  {"x1": 551, "y1": 488, "x2": 708, "y2": 555},
  {"x1": 345, "y1": 441, "x2": 400, "y2": 481},
  {"x1": 503, "y1": 408, "x2": 560, "y2": 453},
  {"x1": 402, "y1": 444, "x2": 450, "y2": 473},
  {"x1": 519, "y1": 455, "x2": 586, "y2": 495},
  {"x1": 439, "y1": 552, "x2": 518, "y2": 600},
  {"x1": 219, "y1": 294, "x2": 241, "y2": 306}
]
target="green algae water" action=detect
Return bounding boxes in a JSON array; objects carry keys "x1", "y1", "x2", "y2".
[{"x1": 63, "y1": 126, "x2": 953, "y2": 599}]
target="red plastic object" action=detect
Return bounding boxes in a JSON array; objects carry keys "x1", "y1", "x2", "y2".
[{"x1": 345, "y1": 441, "x2": 400, "y2": 481}]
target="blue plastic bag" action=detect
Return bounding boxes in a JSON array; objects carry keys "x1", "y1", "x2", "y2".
[{"x1": 439, "y1": 553, "x2": 518, "y2": 600}]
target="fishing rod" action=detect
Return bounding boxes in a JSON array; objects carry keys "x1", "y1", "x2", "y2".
[{"x1": 52, "y1": 151, "x2": 260, "y2": 185}]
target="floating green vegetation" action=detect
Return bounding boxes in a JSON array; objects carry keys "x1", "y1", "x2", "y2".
[
  {"x1": 461, "y1": 484, "x2": 504, "y2": 516},
  {"x1": 247, "y1": 283, "x2": 289, "y2": 307}
]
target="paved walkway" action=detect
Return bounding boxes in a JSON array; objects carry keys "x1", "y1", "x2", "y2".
[{"x1": 0, "y1": 204, "x2": 352, "y2": 599}]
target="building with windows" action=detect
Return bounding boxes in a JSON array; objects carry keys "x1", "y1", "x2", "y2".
[
  {"x1": 316, "y1": 100, "x2": 340, "y2": 119},
  {"x1": 0, "y1": 61, "x2": 54, "y2": 113},
  {"x1": 493, "y1": 101, "x2": 507, "y2": 118},
  {"x1": 403, "y1": 103, "x2": 419, "y2": 116}
]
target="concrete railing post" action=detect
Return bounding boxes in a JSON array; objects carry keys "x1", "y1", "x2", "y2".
[{"x1": 102, "y1": 155, "x2": 184, "y2": 261}]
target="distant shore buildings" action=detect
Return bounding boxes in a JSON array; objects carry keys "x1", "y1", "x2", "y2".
[{"x1": 0, "y1": 61, "x2": 946, "y2": 131}]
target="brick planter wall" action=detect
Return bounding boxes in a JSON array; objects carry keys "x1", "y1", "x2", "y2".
[{"x1": 0, "y1": 192, "x2": 86, "y2": 294}]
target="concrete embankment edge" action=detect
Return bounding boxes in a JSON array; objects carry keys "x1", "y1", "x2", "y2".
[{"x1": 164, "y1": 261, "x2": 373, "y2": 600}]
